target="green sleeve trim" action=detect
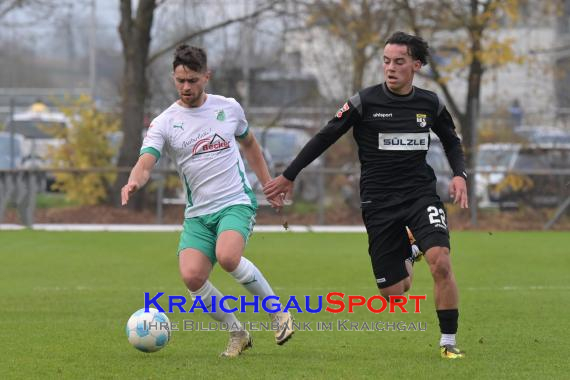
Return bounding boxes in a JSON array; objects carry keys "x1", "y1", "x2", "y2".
[
  {"x1": 236, "y1": 126, "x2": 249, "y2": 140},
  {"x1": 140, "y1": 147, "x2": 161, "y2": 160}
]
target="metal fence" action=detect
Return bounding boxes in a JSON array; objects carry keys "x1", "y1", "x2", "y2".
[{"x1": 1, "y1": 167, "x2": 569, "y2": 230}]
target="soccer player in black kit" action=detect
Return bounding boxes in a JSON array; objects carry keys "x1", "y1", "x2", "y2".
[{"x1": 264, "y1": 32, "x2": 468, "y2": 359}]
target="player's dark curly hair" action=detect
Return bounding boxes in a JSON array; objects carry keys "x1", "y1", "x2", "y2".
[
  {"x1": 385, "y1": 32, "x2": 429, "y2": 66},
  {"x1": 173, "y1": 44, "x2": 208, "y2": 72}
]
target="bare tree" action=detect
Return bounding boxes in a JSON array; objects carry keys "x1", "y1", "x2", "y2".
[
  {"x1": 300, "y1": 0, "x2": 401, "y2": 96},
  {"x1": 0, "y1": 0, "x2": 61, "y2": 21}
]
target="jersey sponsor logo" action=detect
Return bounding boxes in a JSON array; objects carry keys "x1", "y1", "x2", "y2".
[
  {"x1": 335, "y1": 102, "x2": 350, "y2": 118},
  {"x1": 378, "y1": 132, "x2": 429, "y2": 150},
  {"x1": 215, "y1": 109, "x2": 226, "y2": 121},
  {"x1": 372, "y1": 112, "x2": 393, "y2": 118},
  {"x1": 192, "y1": 134, "x2": 230, "y2": 156},
  {"x1": 416, "y1": 114, "x2": 427, "y2": 128}
]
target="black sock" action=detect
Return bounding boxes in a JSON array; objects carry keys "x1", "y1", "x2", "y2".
[{"x1": 436, "y1": 309, "x2": 458, "y2": 334}]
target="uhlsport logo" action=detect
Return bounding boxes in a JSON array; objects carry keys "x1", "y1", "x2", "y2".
[
  {"x1": 191, "y1": 134, "x2": 230, "y2": 156},
  {"x1": 372, "y1": 112, "x2": 393, "y2": 119}
]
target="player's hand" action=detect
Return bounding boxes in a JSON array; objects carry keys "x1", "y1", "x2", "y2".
[
  {"x1": 266, "y1": 192, "x2": 285, "y2": 210},
  {"x1": 121, "y1": 182, "x2": 139, "y2": 206},
  {"x1": 449, "y1": 176, "x2": 468, "y2": 208},
  {"x1": 263, "y1": 178, "x2": 285, "y2": 210},
  {"x1": 263, "y1": 175, "x2": 294, "y2": 210}
]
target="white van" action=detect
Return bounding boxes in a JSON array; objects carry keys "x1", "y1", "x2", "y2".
[{"x1": 6, "y1": 108, "x2": 70, "y2": 169}]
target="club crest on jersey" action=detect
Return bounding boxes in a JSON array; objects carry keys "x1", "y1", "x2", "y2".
[
  {"x1": 192, "y1": 134, "x2": 230, "y2": 156},
  {"x1": 215, "y1": 109, "x2": 226, "y2": 121},
  {"x1": 416, "y1": 114, "x2": 427, "y2": 128},
  {"x1": 336, "y1": 102, "x2": 350, "y2": 118}
]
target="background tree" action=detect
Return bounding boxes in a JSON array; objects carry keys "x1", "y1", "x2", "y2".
[
  {"x1": 299, "y1": 0, "x2": 401, "y2": 96},
  {"x1": 399, "y1": 0, "x2": 524, "y2": 208},
  {"x1": 0, "y1": 0, "x2": 59, "y2": 20},
  {"x1": 49, "y1": 95, "x2": 120, "y2": 205}
]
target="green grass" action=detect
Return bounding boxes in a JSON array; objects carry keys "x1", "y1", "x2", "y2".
[
  {"x1": 34, "y1": 193, "x2": 80, "y2": 209},
  {"x1": 289, "y1": 200, "x2": 320, "y2": 214},
  {"x1": 1, "y1": 231, "x2": 569, "y2": 379}
]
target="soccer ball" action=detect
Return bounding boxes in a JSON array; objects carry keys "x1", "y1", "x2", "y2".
[{"x1": 126, "y1": 308, "x2": 171, "y2": 353}]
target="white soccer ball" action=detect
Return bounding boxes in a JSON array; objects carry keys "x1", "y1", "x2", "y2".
[{"x1": 126, "y1": 308, "x2": 171, "y2": 353}]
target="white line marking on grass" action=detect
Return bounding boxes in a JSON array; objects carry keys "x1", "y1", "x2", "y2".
[
  {"x1": 1, "y1": 224, "x2": 367, "y2": 232},
  {"x1": 273, "y1": 285, "x2": 570, "y2": 292},
  {"x1": 465, "y1": 285, "x2": 570, "y2": 291},
  {"x1": 0, "y1": 224, "x2": 25, "y2": 230}
]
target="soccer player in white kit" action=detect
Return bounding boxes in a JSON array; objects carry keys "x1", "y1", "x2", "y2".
[{"x1": 121, "y1": 44, "x2": 293, "y2": 357}]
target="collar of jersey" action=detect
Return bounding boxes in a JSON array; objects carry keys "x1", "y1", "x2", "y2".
[
  {"x1": 174, "y1": 94, "x2": 211, "y2": 112},
  {"x1": 381, "y1": 83, "x2": 416, "y2": 101}
]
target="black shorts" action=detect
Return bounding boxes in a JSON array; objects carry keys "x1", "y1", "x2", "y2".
[{"x1": 361, "y1": 196, "x2": 450, "y2": 289}]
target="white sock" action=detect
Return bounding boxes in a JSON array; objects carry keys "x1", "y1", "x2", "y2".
[
  {"x1": 411, "y1": 244, "x2": 421, "y2": 257},
  {"x1": 189, "y1": 281, "x2": 242, "y2": 331},
  {"x1": 230, "y1": 257, "x2": 281, "y2": 311},
  {"x1": 440, "y1": 333, "x2": 456, "y2": 347}
]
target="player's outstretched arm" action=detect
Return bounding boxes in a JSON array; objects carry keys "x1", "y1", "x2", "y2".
[
  {"x1": 238, "y1": 132, "x2": 283, "y2": 209},
  {"x1": 449, "y1": 176, "x2": 468, "y2": 208},
  {"x1": 121, "y1": 153, "x2": 157, "y2": 206}
]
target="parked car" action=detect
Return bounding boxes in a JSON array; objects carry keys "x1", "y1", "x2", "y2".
[
  {"x1": 0, "y1": 132, "x2": 25, "y2": 169},
  {"x1": 475, "y1": 143, "x2": 521, "y2": 208},
  {"x1": 253, "y1": 126, "x2": 323, "y2": 201},
  {"x1": 476, "y1": 143, "x2": 570, "y2": 208},
  {"x1": 5, "y1": 108, "x2": 70, "y2": 169},
  {"x1": 426, "y1": 135, "x2": 453, "y2": 202},
  {"x1": 4, "y1": 107, "x2": 72, "y2": 191},
  {"x1": 514, "y1": 126, "x2": 570, "y2": 144},
  {"x1": 240, "y1": 146, "x2": 275, "y2": 205}
]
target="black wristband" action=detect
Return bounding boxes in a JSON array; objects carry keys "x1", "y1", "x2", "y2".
[{"x1": 453, "y1": 171, "x2": 468, "y2": 180}]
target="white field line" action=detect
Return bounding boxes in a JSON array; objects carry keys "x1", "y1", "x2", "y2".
[
  {"x1": 1, "y1": 224, "x2": 367, "y2": 233},
  {"x1": 30, "y1": 285, "x2": 570, "y2": 294}
]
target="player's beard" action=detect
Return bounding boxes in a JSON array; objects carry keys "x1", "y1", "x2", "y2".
[{"x1": 180, "y1": 90, "x2": 204, "y2": 107}]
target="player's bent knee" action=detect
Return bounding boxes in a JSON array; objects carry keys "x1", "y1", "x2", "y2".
[
  {"x1": 427, "y1": 249, "x2": 452, "y2": 281},
  {"x1": 216, "y1": 253, "x2": 241, "y2": 272},
  {"x1": 431, "y1": 264, "x2": 450, "y2": 281},
  {"x1": 180, "y1": 269, "x2": 208, "y2": 291},
  {"x1": 182, "y1": 275, "x2": 208, "y2": 292}
]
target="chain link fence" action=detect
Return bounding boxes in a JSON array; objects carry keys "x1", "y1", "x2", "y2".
[{"x1": 1, "y1": 166, "x2": 569, "y2": 230}]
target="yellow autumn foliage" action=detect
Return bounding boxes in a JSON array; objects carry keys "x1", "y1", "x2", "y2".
[{"x1": 48, "y1": 95, "x2": 120, "y2": 205}]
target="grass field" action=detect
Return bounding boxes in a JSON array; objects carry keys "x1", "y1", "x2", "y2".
[{"x1": 1, "y1": 230, "x2": 569, "y2": 379}]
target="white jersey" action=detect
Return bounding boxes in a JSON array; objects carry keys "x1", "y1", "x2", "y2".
[{"x1": 141, "y1": 94, "x2": 256, "y2": 218}]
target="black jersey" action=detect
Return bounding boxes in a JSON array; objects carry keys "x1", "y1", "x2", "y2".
[{"x1": 283, "y1": 83, "x2": 467, "y2": 209}]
